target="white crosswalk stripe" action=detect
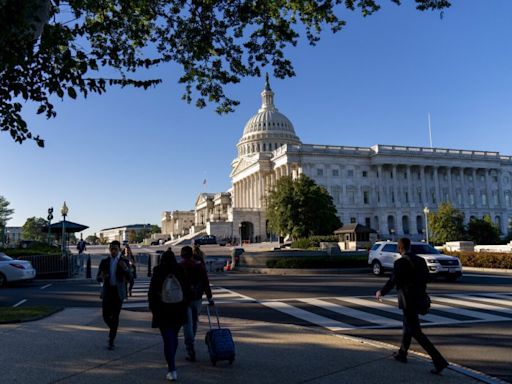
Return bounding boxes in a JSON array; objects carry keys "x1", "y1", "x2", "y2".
[
  {"x1": 259, "y1": 293, "x2": 512, "y2": 332},
  {"x1": 122, "y1": 280, "x2": 512, "y2": 331},
  {"x1": 122, "y1": 278, "x2": 254, "y2": 309}
]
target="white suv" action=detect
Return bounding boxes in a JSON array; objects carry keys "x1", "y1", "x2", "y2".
[{"x1": 368, "y1": 241, "x2": 463, "y2": 281}]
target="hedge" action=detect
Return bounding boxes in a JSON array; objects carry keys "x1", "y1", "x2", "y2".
[
  {"x1": 443, "y1": 250, "x2": 512, "y2": 269},
  {"x1": 266, "y1": 255, "x2": 367, "y2": 269},
  {"x1": 291, "y1": 236, "x2": 339, "y2": 249}
]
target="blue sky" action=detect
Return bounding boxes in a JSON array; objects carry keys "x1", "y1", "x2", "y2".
[{"x1": 2, "y1": 0, "x2": 512, "y2": 238}]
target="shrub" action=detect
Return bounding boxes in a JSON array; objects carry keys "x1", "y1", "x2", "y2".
[
  {"x1": 291, "y1": 236, "x2": 339, "y2": 249},
  {"x1": 266, "y1": 256, "x2": 367, "y2": 269},
  {"x1": 1, "y1": 245, "x2": 61, "y2": 257},
  {"x1": 443, "y1": 250, "x2": 512, "y2": 269}
]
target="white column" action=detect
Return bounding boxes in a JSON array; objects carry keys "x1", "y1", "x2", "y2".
[
  {"x1": 485, "y1": 168, "x2": 494, "y2": 209},
  {"x1": 421, "y1": 166, "x2": 427, "y2": 206},
  {"x1": 447, "y1": 167, "x2": 454, "y2": 205},
  {"x1": 406, "y1": 165, "x2": 413, "y2": 207},
  {"x1": 433, "y1": 166, "x2": 440, "y2": 206},
  {"x1": 498, "y1": 169, "x2": 505, "y2": 209},
  {"x1": 392, "y1": 165, "x2": 399, "y2": 207},
  {"x1": 377, "y1": 165, "x2": 384, "y2": 207},
  {"x1": 472, "y1": 168, "x2": 478, "y2": 207},
  {"x1": 460, "y1": 168, "x2": 468, "y2": 209}
]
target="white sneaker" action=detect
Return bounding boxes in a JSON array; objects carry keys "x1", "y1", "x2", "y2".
[{"x1": 166, "y1": 371, "x2": 178, "y2": 381}]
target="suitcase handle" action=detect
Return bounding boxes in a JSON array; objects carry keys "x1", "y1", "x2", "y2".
[{"x1": 206, "y1": 304, "x2": 221, "y2": 329}]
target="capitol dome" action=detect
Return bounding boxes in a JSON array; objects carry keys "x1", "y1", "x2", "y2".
[{"x1": 237, "y1": 75, "x2": 301, "y2": 157}]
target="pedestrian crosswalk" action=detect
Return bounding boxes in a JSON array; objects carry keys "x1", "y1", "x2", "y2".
[
  {"x1": 259, "y1": 293, "x2": 512, "y2": 332},
  {"x1": 122, "y1": 279, "x2": 512, "y2": 332},
  {"x1": 122, "y1": 278, "x2": 255, "y2": 309}
]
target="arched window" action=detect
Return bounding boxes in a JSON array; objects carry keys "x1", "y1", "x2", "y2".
[
  {"x1": 402, "y1": 215, "x2": 410, "y2": 234},
  {"x1": 416, "y1": 216, "x2": 423, "y2": 234},
  {"x1": 387, "y1": 215, "x2": 395, "y2": 235}
]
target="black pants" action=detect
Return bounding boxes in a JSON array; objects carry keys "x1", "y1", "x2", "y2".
[
  {"x1": 400, "y1": 309, "x2": 447, "y2": 368},
  {"x1": 102, "y1": 286, "x2": 122, "y2": 342}
]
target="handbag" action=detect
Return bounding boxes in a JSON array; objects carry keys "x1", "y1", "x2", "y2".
[
  {"x1": 417, "y1": 292, "x2": 431, "y2": 315},
  {"x1": 405, "y1": 256, "x2": 431, "y2": 315}
]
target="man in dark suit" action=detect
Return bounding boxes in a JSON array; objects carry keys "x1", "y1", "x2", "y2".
[
  {"x1": 96, "y1": 240, "x2": 132, "y2": 350},
  {"x1": 376, "y1": 237, "x2": 448, "y2": 374}
]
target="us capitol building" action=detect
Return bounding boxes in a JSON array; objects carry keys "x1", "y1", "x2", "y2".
[{"x1": 162, "y1": 77, "x2": 512, "y2": 243}]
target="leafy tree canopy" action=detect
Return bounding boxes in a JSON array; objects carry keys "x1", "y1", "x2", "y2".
[
  {"x1": 428, "y1": 202, "x2": 465, "y2": 245},
  {"x1": 1, "y1": 0, "x2": 451, "y2": 147},
  {"x1": 85, "y1": 234, "x2": 99, "y2": 245},
  {"x1": 266, "y1": 175, "x2": 341, "y2": 239},
  {"x1": 21, "y1": 216, "x2": 48, "y2": 242},
  {"x1": 467, "y1": 215, "x2": 501, "y2": 245},
  {"x1": 0, "y1": 195, "x2": 14, "y2": 227}
]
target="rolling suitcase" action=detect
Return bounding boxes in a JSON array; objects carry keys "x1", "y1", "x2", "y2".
[{"x1": 205, "y1": 305, "x2": 235, "y2": 366}]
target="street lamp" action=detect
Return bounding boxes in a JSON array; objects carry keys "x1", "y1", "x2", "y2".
[
  {"x1": 423, "y1": 206, "x2": 430, "y2": 244},
  {"x1": 390, "y1": 228, "x2": 395, "y2": 241},
  {"x1": 61, "y1": 202, "x2": 69, "y2": 255},
  {"x1": 238, "y1": 223, "x2": 242, "y2": 246}
]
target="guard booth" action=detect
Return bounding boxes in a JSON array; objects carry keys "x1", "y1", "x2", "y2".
[
  {"x1": 334, "y1": 224, "x2": 377, "y2": 251},
  {"x1": 40, "y1": 220, "x2": 89, "y2": 277}
]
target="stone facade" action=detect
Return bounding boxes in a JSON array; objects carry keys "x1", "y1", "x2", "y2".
[
  {"x1": 161, "y1": 210, "x2": 195, "y2": 239},
  {"x1": 195, "y1": 77, "x2": 512, "y2": 242},
  {"x1": 99, "y1": 224, "x2": 153, "y2": 243}
]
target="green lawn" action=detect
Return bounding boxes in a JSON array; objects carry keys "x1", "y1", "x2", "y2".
[{"x1": 0, "y1": 306, "x2": 61, "y2": 323}]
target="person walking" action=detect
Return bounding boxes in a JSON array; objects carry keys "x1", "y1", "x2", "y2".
[
  {"x1": 148, "y1": 250, "x2": 188, "y2": 382},
  {"x1": 376, "y1": 237, "x2": 448, "y2": 374},
  {"x1": 96, "y1": 240, "x2": 132, "y2": 350},
  {"x1": 192, "y1": 244, "x2": 205, "y2": 265},
  {"x1": 122, "y1": 244, "x2": 136, "y2": 296},
  {"x1": 180, "y1": 245, "x2": 214, "y2": 362},
  {"x1": 76, "y1": 237, "x2": 87, "y2": 273}
]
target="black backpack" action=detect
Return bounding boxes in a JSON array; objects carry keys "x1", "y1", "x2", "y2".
[{"x1": 187, "y1": 262, "x2": 205, "y2": 300}]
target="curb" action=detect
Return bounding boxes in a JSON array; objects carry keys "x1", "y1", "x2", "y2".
[
  {"x1": 463, "y1": 267, "x2": 512, "y2": 274},
  {"x1": 236, "y1": 267, "x2": 371, "y2": 275},
  {"x1": 334, "y1": 333, "x2": 509, "y2": 384}
]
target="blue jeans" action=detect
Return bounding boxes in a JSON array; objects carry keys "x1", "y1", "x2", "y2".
[
  {"x1": 183, "y1": 299, "x2": 202, "y2": 354},
  {"x1": 159, "y1": 327, "x2": 180, "y2": 371}
]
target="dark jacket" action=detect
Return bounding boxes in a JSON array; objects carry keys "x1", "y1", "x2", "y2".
[
  {"x1": 180, "y1": 258, "x2": 213, "y2": 301},
  {"x1": 148, "y1": 263, "x2": 188, "y2": 329},
  {"x1": 380, "y1": 251, "x2": 429, "y2": 312},
  {"x1": 96, "y1": 256, "x2": 132, "y2": 301}
]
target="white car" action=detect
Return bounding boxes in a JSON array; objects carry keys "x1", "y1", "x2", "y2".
[
  {"x1": 368, "y1": 241, "x2": 462, "y2": 281},
  {"x1": 0, "y1": 252, "x2": 36, "y2": 287}
]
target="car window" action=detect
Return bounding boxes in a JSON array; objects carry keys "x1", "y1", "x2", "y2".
[
  {"x1": 370, "y1": 244, "x2": 381, "y2": 251},
  {"x1": 411, "y1": 244, "x2": 440, "y2": 254},
  {"x1": 0, "y1": 254, "x2": 13, "y2": 261},
  {"x1": 382, "y1": 244, "x2": 398, "y2": 253}
]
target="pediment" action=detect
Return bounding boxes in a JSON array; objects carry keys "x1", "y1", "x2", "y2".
[
  {"x1": 194, "y1": 192, "x2": 214, "y2": 206},
  {"x1": 230, "y1": 156, "x2": 259, "y2": 176}
]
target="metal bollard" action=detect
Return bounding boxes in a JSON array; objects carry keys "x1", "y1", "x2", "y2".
[
  {"x1": 147, "y1": 254, "x2": 152, "y2": 277},
  {"x1": 86, "y1": 255, "x2": 92, "y2": 278}
]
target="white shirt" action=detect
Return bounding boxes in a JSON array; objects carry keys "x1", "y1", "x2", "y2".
[{"x1": 109, "y1": 254, "x2": 120, "y2": 286}]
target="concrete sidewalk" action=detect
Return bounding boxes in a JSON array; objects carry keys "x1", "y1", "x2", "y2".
[{"x1": 0, "y1": 307, "x2": 493, "y2": 384}]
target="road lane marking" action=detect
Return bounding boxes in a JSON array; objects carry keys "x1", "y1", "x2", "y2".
[
  {"x1": 13, "y1": 299, "x2": 27, "y2": 308},
  {"x1": 261, "y1": 300, "x2": 354, "y2": 331},
  {"x1": 300, "y1": 298, "x2": 402, "y2": 328},
  {"x1": 40, "y1": 284, "x2": 52, "y2": 290},
  {"x1": 433, "y1": 296, "x2": 512, "y2": 315}
]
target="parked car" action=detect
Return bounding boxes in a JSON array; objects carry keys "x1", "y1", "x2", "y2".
[
  {"x1": 194, "y1": 235, "x2": 217, "y2": 245},
  {"x1": 368, "y1": 241, "x2": 462, "y2": 281},
  {"x1": 0, "y1": 252, "x2": 36, "y2": 287}
]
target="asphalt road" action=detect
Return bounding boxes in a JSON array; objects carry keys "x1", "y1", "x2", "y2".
[{"x1": 1, "y1": 268, "x2": 511, "y2": 381}]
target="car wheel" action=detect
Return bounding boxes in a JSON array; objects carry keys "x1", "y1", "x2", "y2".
[
  {"x1": 0, "y1": 273, "x2": 6, "y2": 287},
  {"x1": 372, "y1": 260, "x2": 382, "y2": 276}
]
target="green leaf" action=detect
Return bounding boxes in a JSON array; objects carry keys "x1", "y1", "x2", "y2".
[{"x1": 67, "y1": 87, "x2": 77, "y2": 99}]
